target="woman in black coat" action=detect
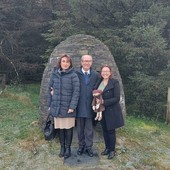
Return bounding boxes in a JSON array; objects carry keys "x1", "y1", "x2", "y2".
[
  {"x1": 48, "y1": 54, "x2": 80, "y2": 159},
  {"x1": 94, "y1": 65, "x2": 124, "y2": 159}
]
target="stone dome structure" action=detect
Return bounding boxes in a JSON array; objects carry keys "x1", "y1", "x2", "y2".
[{"x1": 39, "y1": 34, "x2": 126, "y2": 128}]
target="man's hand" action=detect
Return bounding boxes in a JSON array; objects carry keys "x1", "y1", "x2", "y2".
[{"x1": 50, "y1": 87, "x2": 54, "y2": 96}]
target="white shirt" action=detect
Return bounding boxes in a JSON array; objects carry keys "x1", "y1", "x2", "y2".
[{"x1": 81, "y1": 68, "x2": 90, "y2": 75}]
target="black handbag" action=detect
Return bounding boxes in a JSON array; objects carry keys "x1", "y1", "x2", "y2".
[{"x1": 44, "y1": 114, "x2": 56, "y2": 140}]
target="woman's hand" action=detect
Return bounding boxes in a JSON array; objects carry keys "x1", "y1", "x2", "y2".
[{"x1": 67, "y1": 109, "x2": 74, "y2": 113}]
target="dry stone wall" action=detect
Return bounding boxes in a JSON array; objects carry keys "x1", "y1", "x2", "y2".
[{"x1": 39, "y1": 34, "x2": 126, "y2": 128}]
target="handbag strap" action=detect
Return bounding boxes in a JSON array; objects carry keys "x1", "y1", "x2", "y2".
[{"x1": 46, "y1": 114, "x2": 54, "y2": 124}]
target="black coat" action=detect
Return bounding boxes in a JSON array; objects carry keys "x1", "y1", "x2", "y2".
[
  {"x1": 95, "y1": 78, "x2": 124, "y2": 130},
  {"x1": 48, "y1": 67, "x2": 80, "y2": 118}
]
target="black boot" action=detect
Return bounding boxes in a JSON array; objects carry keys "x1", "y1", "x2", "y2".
[
  {"x1": 58, "y1": 129, "x2": 65, "y2": 157},
  {"x1": 108, "y1": 151, "x2": 115, "y2": 159},
  {"x1": 64, "y1": 128, "x2": 73, "y2": 159}
]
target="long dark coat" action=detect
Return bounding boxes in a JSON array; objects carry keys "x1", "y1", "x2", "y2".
[
  {"x1": 47, "y1": 67, "x2": 80, "y2": 118},
  {"x1": 95, "y1": 78, "x2": 124, "y2": 130},
  {"x1": 76, "y1": 68, "x2": 99, "y2": 118}
]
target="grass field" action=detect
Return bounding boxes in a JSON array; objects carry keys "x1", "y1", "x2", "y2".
[{"x1": 0, "y1": 84, "x2": 170, "y2": 170}]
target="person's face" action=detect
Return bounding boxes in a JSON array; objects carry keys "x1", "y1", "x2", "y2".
[
  {"x1": 60, "y1": 57, "x2": 71, "y2": 70},
  {"x1": 81, "y1": 55, "x2": 92, "y2": 71},
  {"x1": 101, "y1": 67, "x2": 111, "y2": 79}
]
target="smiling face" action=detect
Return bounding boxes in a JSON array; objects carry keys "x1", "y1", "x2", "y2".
[
  {"x1": 101, "y1": 66, "x2": 112, "y2": 80},
  {"x1": 81, "y1": 55, "x2": 93, "y2": 71},
  {"x1": 60, "y1": 57, "x2": 71, "y2": 70}
]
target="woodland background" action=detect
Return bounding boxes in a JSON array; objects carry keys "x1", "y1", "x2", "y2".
[{"x1": 0, "y1": 0, "x2": 170, "y2": 121}]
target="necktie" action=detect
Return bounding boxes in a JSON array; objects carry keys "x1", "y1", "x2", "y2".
[{"x1": 84, "y1": 72, "x2": 89, "y2": 84}]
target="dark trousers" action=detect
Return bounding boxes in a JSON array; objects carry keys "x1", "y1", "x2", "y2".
[
  {"x1": 101, "y1": 116, "x2": 116, "y2": 152},
  {"x1": 76, "y1": 117, "x2": 93, "y2": 149}
]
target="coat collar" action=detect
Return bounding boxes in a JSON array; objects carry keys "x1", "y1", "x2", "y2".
[
  {"x1": 96, "y1": 78, "x2": 114, "y2": 93},
  {"x1": 77, "y1": 67, "x2": 93, "y2": 76},
  {"x1": 81, "y1": 68, "x2": 90, "y2": 75},
  {"x1": 53, "y1": 67, "x2": 73, "y2": 75},
  {"x1": 103, "y1": 79, "x2": 114, "y2": 92},
  {"x1": 76, "y1": 67, "x2": 95, "y2": 85}
]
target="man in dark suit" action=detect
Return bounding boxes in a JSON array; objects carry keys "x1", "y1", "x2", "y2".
[{"x1": 76, "y1": 55, "x2": 99, "y2": 157}]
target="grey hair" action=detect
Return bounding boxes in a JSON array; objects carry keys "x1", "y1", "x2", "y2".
[{"x1": 81, "y1": 55, "x2": 93, "y2": 61}]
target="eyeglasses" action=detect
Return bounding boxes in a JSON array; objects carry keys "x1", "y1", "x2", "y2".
[
  {"x1": 82, "y1": 60, "x2": 92, "y2": 63},
  {"x1": 101, "y1": 71, "x2": 110, "y2": 73}
]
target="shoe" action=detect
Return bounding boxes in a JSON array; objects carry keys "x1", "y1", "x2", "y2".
[
  {"x1": 77, "y1": 148, "x2": 84, "y2": 155},
  {"x1": 59, "y1": 146, "x2": 65, "y2": 157},
  {"x1": 108, "y1": 151, "x2": 115, "y2": 159},
  {"x1": 86, "y1": 148, "x2": 94, "y2": 157},
  {"x1": 101, "y1": 148, "x2": 109, "y2": 155},
  {"x1": 64, "y1": 147, "x2": 71, "y2": 159}
]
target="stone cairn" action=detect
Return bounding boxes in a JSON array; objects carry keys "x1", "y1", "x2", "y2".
[{"x1": 39, "y1": 34, "x2": 126, "y2": 129}]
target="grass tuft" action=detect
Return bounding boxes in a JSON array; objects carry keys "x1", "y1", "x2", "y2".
[{"x1": 2, "y1": 91, "x2": 33, "y2": 106}]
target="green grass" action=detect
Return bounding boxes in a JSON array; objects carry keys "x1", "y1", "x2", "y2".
[
  {"x1": 0, "y1": 84, "x2": 170, "y2": 170},
  {"x1": 116, "y1": 117, "x2": 170, "y2": 170},
  {"x1": 0, "y1": 84, "x2": 40, "y2": 141}
]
